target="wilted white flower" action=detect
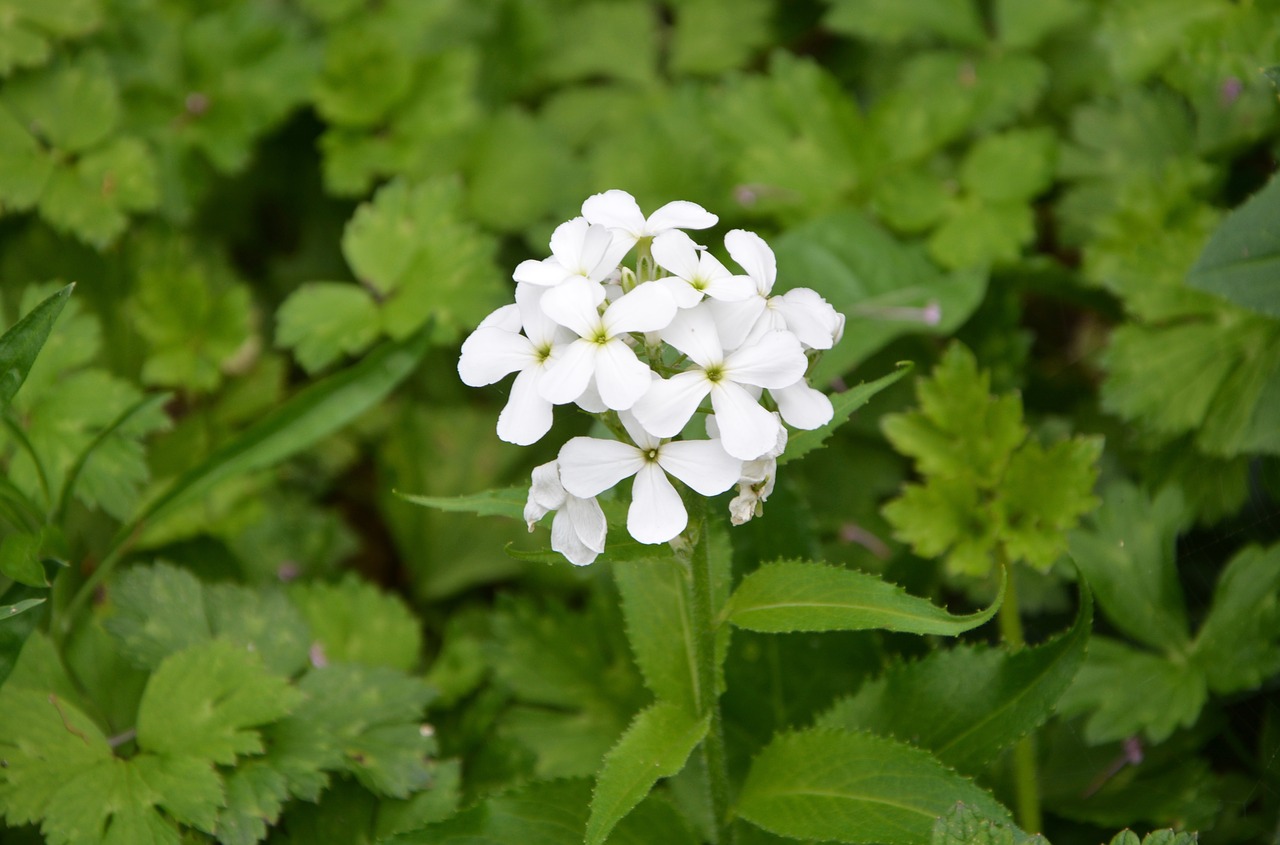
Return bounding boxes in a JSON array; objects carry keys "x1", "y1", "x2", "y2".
[{"x1": 524, "y1": 461, "x2": 607, "y2": 566}]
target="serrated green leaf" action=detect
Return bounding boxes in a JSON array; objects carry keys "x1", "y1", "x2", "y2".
[
  {"x1": 781, "y1": 364, "x2": 912, "y2": 466},
  {"x1": 1190, "y1": 543, "x2": 1280, "y2": 694},
  {"x1": 771, "y1": 212, "x2": 986, "y2": 381},
  {"x1": 136, "y1": 330, "x2": 427, "y2": 539},
  {"x1": 384, "y1": 778, "x2": 593, "y2": 845},
  {"x1": 0, "y1": 281, "x2": 70, "y2": 411},
  {"x1": 998, "y1": 435, "x2": 1102, "y2": 570},
  {"x1": 819, "y1": 587, "x2": 1090, "y2": 771},
  {"x1": 932, "y1": 802, "x2": 1048, "y2": 845},
  {"x1": 314, "y1": 22, "x2": 413, "y2": 128},
  {"x1": 1069, "y1": 482, "x2": 1192, "y2": 652},
  {"x1": 137, "y1": 640, "x2": 302, "y2": 765},
  {"x1": 738, "y1": 729, "x2": 1012, "y2": 844},
  {"x1": 205, "y1": 582, "x2": 312, "y2": 678},
  {"x1": 275, "y1": 282, "x2": 382, "y2": 373},
  {"x1": 824, "y1": 0, "x2": 986, "y2": 46},
  {"x1": 1058, "y1": 637, "x2": 1207, "y2": 743},
  {"x1": 1187, "y1": 172, "x2": 1280, "y2": 319},
  {"x1": 1097, "y1": 0, "x2": 1225, "y2": 83},
  {"x1": 464, "y1": 107, "x2": 577, "y2": 233},
  {"x1": 1109, "y1": 831, "x2": 1197, "y2": 845},
  {"x1": 668, "y1": 0, "x2": 773, "y2": 76},
  {"x1": 545, "y1": 0, "x2": 657, "y2": 86},
  {"x1": 0, "y1": 104, "x2": 54, "y2": 209},
  {"x1": 928, "y1": 200, "x2": 1035, "y2": 270},
  {"x1": 2, "y1": 52, "x2": 119, "y2": 153},
  {"x1": 395, "y1": 485, "x2": 526, "y2": 521},
  {"x1": 104, "y1": 561, "x2": 212, "y2": 670},
  {"x1": 290, "y1": 574, "x2": 421, "y2": 671},
  {"x1": 213, "y1": 761, "x2": 289, "y2": 845},
  {"x1": 586, "y1": 702, "x2": 709, "y2": 845},
  {"x1": 726, "y1": 560, "x2": 1001, "y2": 635},
  {"x1": 613, "y1": 555, "x2": 699, "y2": 714},
  {"x1": 960, "y1": 129, "x2": 1056, "y2": 204},
  {"x1": 0, "y1": 0, "x2": 102, "y2": 77},
  {"x1": 993, "y1": 0, "x2": 1086, "y2": 49}
]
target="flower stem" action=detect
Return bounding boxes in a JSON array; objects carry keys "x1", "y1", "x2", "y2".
[
  {"x1": 998, "y1": 568, "x2": 1043, "y2": 834},
  {"x1": 687, "y1": 501, "x2": 733, "y2": 844}
]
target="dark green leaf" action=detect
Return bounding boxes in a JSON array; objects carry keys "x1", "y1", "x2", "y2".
[
  {"x1": 1191, "y1": 542, "x2": 1280, "y2": 694},
  {"x1": 781, "y1": 363, "x2": 912, "y2": 466},
  {"x1": 0, "y1": 281, "x2": 71, "y2": 411},
  {"x1": 1187, "y1": 172, "x2": 1280, "y2": 318},
  {"x1": 384, "y1": 779, "x2": 592, "y2": 845},
  {"x1": 613, "y1": 555, "x2": 699, "y2": 714},
  {"x1": 932, "y1": 802, "x2": 1047, "y2": 845},
  {"x1": 394, "y1": 485, "x2": 526, "y2": 521}
]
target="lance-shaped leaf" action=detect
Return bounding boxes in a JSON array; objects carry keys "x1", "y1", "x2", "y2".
[
  {"x1": 818, "y1": 586, "x2": 1091, "y2": 772},
  {"x1": 586, "y1": 702, "x2": 710, "y2": 845},
  {"x1": 135, "y1": 330, "x2": 427, "y2": 538},
  {"x1": 737, "y1": 729, "x2": 1011, "y2": 844},
  {"x1": 613, "y1": 555, "x2": 699, "y2": 714},
  {"x1": 395, "y1": 485, "x2": 526, "y2": 521},
  {"x1": 0, "y1": 282, "x2": 72, "y2": 412},
  {"x1": 725, "y1": 560, "x2": 1002, "y2": 635},
  {"x1": 1187, "y1": 172, "x2": 1280, "y2": 319},
  {"x1": 931, "y1": 802, "x2": 1047, "y2": 845},
  {"x1": 383, "y1": 778, "x2": 593, "y2": 845},
  {"x1": 780, "y1": 363, "x2": 912, "y2": 466}
]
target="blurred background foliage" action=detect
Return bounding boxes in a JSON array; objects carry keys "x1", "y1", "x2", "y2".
[{"x1": 1, "y1": 0, "x2": 1280, "y2": 842}]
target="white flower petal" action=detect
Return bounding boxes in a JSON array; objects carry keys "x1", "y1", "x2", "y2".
[
  {"x1": 582, "y1": 190, "x2": 646, "y2": 237},
  {"x1": 541, "y1": 276, "x2": 606, "y2": 337},
  {"x1": 559, "y1": 436, "x2": 643, "y2": 497},
  {"x1": 574, "y1": 379, "x2": 608, "y2": 413},
  {"x1": 645, "y1": 200, "x2": 718, "y2": 234},
  {"x1": 772, "y1": 380, "x2": 834, "y2": 430},
  {"x1": 724, "y1": 330, "x2": 807, "y2": 389},
  {"x1": 538, "y1": 339, "x2": 596, "y2": 405},
  {"x1": 548, "y1": 217, "x2": 590, "y2": 268},
  {"x1": 710, "y1": 380, "x2": 782, "y2": 460},
  {"x1": 593, "y1": 339, "x2": 654, "y2": 411},
  {"x1": 513, "y1": 257, "x2": 570, "y2": 286},
  {"x1": 551, "y1": 508, "x2": 600, "y2": 565},
  {"x1": 515, "y1": 283, "x2": 564, "y2": 347},
  {"x1": 524, "y1": 461, "x2": 566, "y2": 527},
  {"x1": 658, "y1": 439, "x2": 742, "y2": 496},
  {"x1": 773, "y1": 288, "x2": 842, "y2": 350},
  {"x1": 576, "y1": 222, "x2": 619, "y2": 278},
  {"x1": 656, "y1": 276, "x2": 704, "y2": 309},
  {"x1": 618, "y1": 409, "x2": 661, "y2": 451},
  {"x1": 458, "y1": 328, "x2": 534, "y2": 386},
  {"x1": 628, "y1": 463, "x2": 686, "y2": 544},
  {"x1": 479, "y1": 303, "x2": 522, "y2": 332},
  {"x1": 724, "y1": 229, "x2": 777, "y2": 295},
  {"x1": 497, "y1": 369, "x2": 555, "y2": 445},
  {"x1": 631, "y1": 371, "x2": 711, "y2": 438},
  {"x1": 707, "y1": 296, "x2": 767, "y2": 351},
  {"x1": 565, "y1": 494, "x2": 607, "y2": 553},
  {"x1": 702, "y1": 272, "x2": 756, "y2": 303},
  {"x1": 602, "y1": 282, "x2": 677, "y2": 336},
  {"x1": 651, "y1": 230, "x2": 703, "y2": 280},
  {"x1": 658, "y1": 306, "x2": 723, "y2": 368}
]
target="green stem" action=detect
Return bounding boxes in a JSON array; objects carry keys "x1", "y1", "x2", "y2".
[
  {"x1": 686, "y1": 500, "x2": 733, "y2": 844},
  {"x1": 998, "y1": 568, "x2": 1043, "y2": 834}
]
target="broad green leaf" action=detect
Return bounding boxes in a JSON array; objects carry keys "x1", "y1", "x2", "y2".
[
  {"x1": 994, "y1": 0, "x2": 1086, "y2": 49},
  {"x1": 726, "y1": 560, "x2": 1002, "y2": 635},
  {"x1": 0, "y1": 530, "x2": 43, "y2": 587},
  {"x1": 0, "y1": 281, "x2": 71, "y2": 411},
  {"x1": 0, "y1": 0, "x2": 102, "y2": 77},
  {"x1": 0, "y1": 104, "x2": 54, "y2": 208},
  {"x1": 205, "y1": 583, "x2": 312, "y2": 678},
  {"x1": 1191, "y1": 543, "x2": 1280, "y2": 694},
  {"x1": 997, "y1": 435, "x2": 1102, "y2": 571},
  {"x1": 818, "y1": 587, "x2": 1090, "y2": 772},
  {"x1": 464, "y1": 107, "x2": 578, "y2": 233},
  {"x1": 613, "y1": 555, "x2": 700, "y2": 714},
  {"x1": 38, "y1": 136, "x2": 159, "y2": 248},
  {"x1": 395, "y1": 485, "x2": 527, "y2": 521},
  {"x1": 212, "y1": 761, "x2": 290, "y2": 845},
  {"x1": 1, "y1": 52, "x2": 119, "y2": 153},
  {"x1": 1109, "y1": 831, "x2": 1197, "y2": 845},
  {"x1": 314, "y1": 22, "x2": 413, "y2": 128},
  {"x1": 104, "y1": 561, "x2": 211, "y2": 670},
  {"x1": 737, "y1": 729, "x2": 1011, "y2": 844},
  {"x1": 824, "y1": 0, "x2": 986, "y2": 46},
  {"x1": 927, "y1": 200, "x2": 1035, "y2": 270},
  {"x1": 1058, "y1": 637, "x2": 1208, "y2": 744},
  {"x1": 781, "y1": 363, "x2": 912, "y2": 466},
  {"x1": 668, "y1": 0, "x2": 774, "y2": 76},
  {"x1": 1097, "y1": 0, "x2": 1225, "y2": 83},
  {"x1": 960, "y1": 129, "x2": 1056, "y2": 204},
  {"x1": 586, "y1": 702, "x2": 710, "y2": 845},
  {"x1": 543, "y1": 0, "x2": 657, "y2": 86},
  {"x1": 883, "y1": 476, "x2": 995, "y2": 577},
  {"x1": 136, "y1": 639, "x2": 302, "y2": 765},
  {"x1": 932, "y1": 802, "x2": 1047, "y2": 845},
  {"x1": 1187, "y1": 172, "x2": 1280, "y2": 319},
  {"x1": 384, "y1": 779, "x2": 593, "y2": 845},
  {"x1": 290, "y1": 574, "x2": 421, "y2": 672},
  {"x1": 1069, "y1": 482, "x2": 1192, "y2": 652},
  {"x1": 276, "y1": 281, "x2": 382, "y2": 373},
  {"x1": 771, "y1": 212, "x2": 986, "y2": 381},
  {"x1": 136, "y1": 329, "x2": 427, "y2": 537}
]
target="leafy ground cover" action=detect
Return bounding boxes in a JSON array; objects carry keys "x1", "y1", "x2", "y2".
[{"x1": 1, "y1": 1, "x2": 1279, "y2": 843}]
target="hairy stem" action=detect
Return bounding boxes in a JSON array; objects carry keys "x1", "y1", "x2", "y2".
[{"x1": 998, "y1": 568, "x2": 1044, "y2": 834}]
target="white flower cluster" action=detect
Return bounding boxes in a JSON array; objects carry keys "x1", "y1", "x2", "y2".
[{"x1": 458, "y1": 190, "x2": 844, "y2": 565}]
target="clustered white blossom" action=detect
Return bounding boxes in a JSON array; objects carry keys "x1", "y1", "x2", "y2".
[{"x1": 459, "y1": 190, "x2": 844, "y2": 565}]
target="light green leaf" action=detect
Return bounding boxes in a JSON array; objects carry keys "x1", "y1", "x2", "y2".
[
  {"x1": 668, "y1": 0, "x2": 773, "y2": 76},
  {"x1": 1069, "y1": 482, "x2": 1192, "y2": 652},
  {"x1": 205, "y1": 582, "x2": 312, "y2": 678},
  {"x1": 960, "y1": 129, "x2": 1056, "y2": 204},
  {"x1": 276, "y1": 282, "x2": 382, "y2": 373},
  {"x1": 1187, "y1": 172, "x2": 1280, "y2": 319},
  {"x1": 1191, "y1": 543, "x2": 1280, "y2": 694},
  {"x1": 781, "y1": 363, "x2": 912, "y2": 466},
  {"x1": 0, "y1": 104, "x2": 54, "y2": 209},
  {"x1": 544, "y1": 0, "x2": 657, "y2": 86},
  {"x1": 613, "y1": 555, "x2": 699, "y2": 714},
  {"x1": 2, "y1": 596, "x2": 44, "y2": 619},
  {"x1": 997, "y1": 435, "x2": 1102, "y2": 571},
  {"x1": 993, "y1": 0, "x2": 1086, "y2": 49},
  {"x1": 927, "y1": 200, "x2": 1035, "y2": 270},
  {"x1": 136, "y1": 639, "x2": 302, "y2": 765},
  {"x1": 395, "y1": 485, "x2": 527, "y2": 521},
  {"x1": 1097, "y1": 0, "x2": 1225, "y2": 83},
  {"x1": 931, "y1": 802, "x2": 1047, "y2": 845},
  {"x1": 136, "y1": 330, "x2": 427, "y2": 538},
  {"x1": 0, "y1": 530, "x2": 44, "y2": 587},
  {"x1": 771, "y1": 212, "x2": 986, "y2": 381},
  {"x1": 212, "y1": 761, "x2": 290, "y2": 845},
  {"x1": 104, "y1": 562, "x2": 212, "y2": 670},
  {"x1": 0, "y1": 281, "x2": 71, "y2": 411},
  {"x1": 384, "y1": 779, "x2": 593, "y2": 845},
  {"x1": 1058, "y1": 637, "x2": 1207, "y2": 744},
  {"x1": 737, "y1": 729, "x2": 1011, "y2": 844},
  {"x1": 818, "y1": 587, "x2": 1090, "y2": 772},
  {"x1": 586, "y1": 702, "x2": 710, "y2": 845},
  {"x1": 290, "y1": 574, "x2": 421, "y2": 671},
  {"x1": 726, "y1": 560, "x2": 1002, "y2": 635},
  {"x1": 1, "y1": 52, "x2": 119, "y2": 153},
  {"x1": 824, "y1": 0, "x2": 986, "y2": 46},
  {"x1": 314, "y1": 23, "x2": 413, "y2": 128}
]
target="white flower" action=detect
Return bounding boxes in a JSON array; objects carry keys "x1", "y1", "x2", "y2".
[
  {"x1": 538, "y1": 277, "x2": 677, "y2": 411},
  {"x1": 513, "y1": 217, "x2": 630, "y2": 288},
  {"x1": 582, "y1": 189, "x2": 718, "y2": 249},
  {"x1": 631, "y1": 306, "x2": 807, "y2": 461},
  {"x1": 457, "y1": 284, "x2": 572, "y2": 446},
  {"x1": 770, "y1": 379, "x2": 834, "y2": 429},
  {"x1": 558, "y1": 414, "x2": 741, "y2": 544},
  {"x1": 524, "y1": 462, "x2": 606, "y2": 566},
  {"x1": 710, "y1": 230, "x2": 843, "y2": 351},
  {"x1": 724, "y1": 417, "x2": 786, "y2": 525},
  {"x1": 650, "y1": 230, "x2": 755, "y2": 308}
]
